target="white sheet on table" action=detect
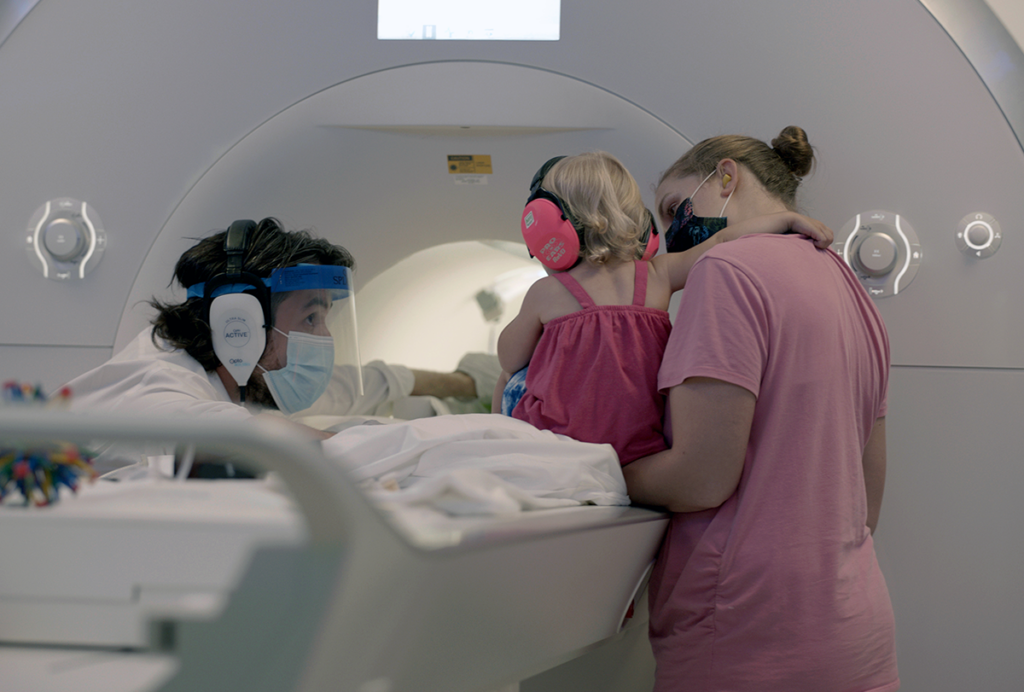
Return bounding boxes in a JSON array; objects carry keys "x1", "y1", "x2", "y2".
[{"x1": 320, "y1": 414, "x2": 629, "y2": 515}]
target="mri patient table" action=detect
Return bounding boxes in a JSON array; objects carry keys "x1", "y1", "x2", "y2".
[{"x1": 0, "y1": 411, "x2": 668, "y2": 692}]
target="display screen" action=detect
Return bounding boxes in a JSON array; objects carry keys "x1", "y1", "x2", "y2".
[{"x1": 378, "y1": 0, "x2": 560, "y2": 41}]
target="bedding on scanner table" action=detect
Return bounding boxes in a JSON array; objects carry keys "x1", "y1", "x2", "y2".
[{"x1": 321, "y1": 414, "x2": 629, "y2": 516}]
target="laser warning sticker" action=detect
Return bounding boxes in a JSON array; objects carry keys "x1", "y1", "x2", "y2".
[{"x1": 447, "y1": 155, "x2": 493, "y2": 174}]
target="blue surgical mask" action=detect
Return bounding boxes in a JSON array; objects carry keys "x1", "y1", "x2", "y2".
[
  {"x1": 259, "y1": 328, "x2": 334, "y2": 414},
  {"x1": 665, "y1": 170, "x2": 734, "y2": 253}
]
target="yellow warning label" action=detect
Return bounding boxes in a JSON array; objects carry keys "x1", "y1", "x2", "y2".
[{"x1": 447, "y1": 155, "x2": 493, "y2": 174}]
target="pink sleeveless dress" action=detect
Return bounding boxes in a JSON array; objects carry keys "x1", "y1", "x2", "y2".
[{"x1": 512, "y1": 261, "x2": 671, "y2": 464}]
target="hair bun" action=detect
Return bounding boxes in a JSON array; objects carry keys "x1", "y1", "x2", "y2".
[{"x1": 770, "y1": 126, "x2": 814, "y2": 177}]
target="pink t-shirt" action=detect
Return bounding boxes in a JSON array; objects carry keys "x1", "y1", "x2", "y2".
[
  {"x1": 513, "y1": 261, "x2": 671, "y2": 464},
  {"x1": 650, "y1": 235, "x2": 898, "y2": 692}
]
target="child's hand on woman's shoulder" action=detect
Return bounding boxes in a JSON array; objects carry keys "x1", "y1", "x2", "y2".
[{"x1": 723, "y1": 211, "x2": 833, "y2": 248}]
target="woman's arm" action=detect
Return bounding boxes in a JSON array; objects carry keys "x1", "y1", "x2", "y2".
[
  {"x1": 623, "y1": 377, "x2": 755, "y2": 512},
  {"x1": 409, "y1": 369, "x2": 477, "y2": 398},
  {"x1": 652, "y1": 212, "x2": 834, "y2": 293},
  {"x1": 496, "y1": 283, "x2": 546, "y2": 374}
]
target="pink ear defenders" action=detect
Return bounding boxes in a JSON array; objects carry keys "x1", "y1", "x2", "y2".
[
  {"x1": 521, "y1": 156, "x2": 660, "y2": 271},
  {"x1": 521, "y1": 156, "x2": 580, "y2": 271},
  {"x1": 638, "y1": 211, "x2": 660, "y2": 261}
]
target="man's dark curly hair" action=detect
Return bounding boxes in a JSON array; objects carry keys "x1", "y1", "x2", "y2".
[{"x1": 149, "y1": 217, "x2": 355, "y2": 372}]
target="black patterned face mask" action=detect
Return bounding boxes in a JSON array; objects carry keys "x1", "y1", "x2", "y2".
[
  {"x1": 665, "y1": 197, "x2": 729, "y2": 253},
  {"x1": 664, "y1": 170, "x2": 732, "y2": 253}
]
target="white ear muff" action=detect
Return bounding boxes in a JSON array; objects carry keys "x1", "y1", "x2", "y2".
[{"x1": 209, "y1": 292, "x2": 267, "y2": 389}]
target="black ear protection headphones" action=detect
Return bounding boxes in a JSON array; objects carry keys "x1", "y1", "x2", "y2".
[
  {"x1": 520, "y1": 156, "x2": 661, "y2": 271},
  {"x1": 202, "y1": 219, "x2": 272, "y2": 330}
]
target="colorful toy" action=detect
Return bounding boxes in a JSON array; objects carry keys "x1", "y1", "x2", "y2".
[{"x1": 1, "y1": 381, "x2": 97, "y2": 506}]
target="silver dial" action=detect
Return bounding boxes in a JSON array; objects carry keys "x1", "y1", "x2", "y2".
[
  {"x1": 24, "y1": 198, "x2": 107, "y2": 281},
  {"x1": 833, "y1": 210, "x2": 922, "y2": 298}
]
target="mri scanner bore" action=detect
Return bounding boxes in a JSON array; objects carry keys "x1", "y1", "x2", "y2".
[{"x1": 5, "y1": 0, "x2": 1024, "y2": 689}]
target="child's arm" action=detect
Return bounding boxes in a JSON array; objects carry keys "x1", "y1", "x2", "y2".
[
  {"x1": 653, "y1": 211, "x2": 833, "y2": 293},
  {"x1": 720, "y1": 211, "x2": 833, "y2": 248},
  {"x1": 497, "y1": 282, "x2": 547, "y2": 374}
]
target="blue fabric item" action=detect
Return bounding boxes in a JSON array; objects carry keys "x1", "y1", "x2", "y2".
[
  {"x1": 501, "y1": 366, "x2": 529, "y2": 416},
  {"x1": 186, "y1": 279, "x2": 271, "y2": 300},
  {"x1": 186, "y1": 265, "x2": 351, "y2": 300}
]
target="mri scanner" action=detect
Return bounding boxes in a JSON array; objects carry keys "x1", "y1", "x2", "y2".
[{"x1": 2, "y1": 0, "x2": 1024, "y2": 689}]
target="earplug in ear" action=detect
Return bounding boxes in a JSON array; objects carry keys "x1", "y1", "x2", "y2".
[{"x1": 722, "y1": 174, "x2": 732, "y2": 187}]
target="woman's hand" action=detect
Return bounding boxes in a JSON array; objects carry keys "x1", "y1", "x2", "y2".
[{"x1": 723, "y1": 211, "x2": 833, "y2": 249}]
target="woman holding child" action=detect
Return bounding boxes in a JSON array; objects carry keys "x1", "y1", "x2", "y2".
[
  {"x1": 497, "y1": 126, "x2": 897, "y2": 691},
  {"x1": 625, "y1": 126, "x2": 899, "y2": 691}
]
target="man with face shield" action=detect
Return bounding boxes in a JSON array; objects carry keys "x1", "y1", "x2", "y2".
[
  {"x1": 257, "y1": 265, "x2": 353, "y2": 414},
  {"x1": 189, "y1": 262, "x2": 363, "y2": 415},
  {"x1": 63, "y1": 218, "x2": 492, "y2": 471}
]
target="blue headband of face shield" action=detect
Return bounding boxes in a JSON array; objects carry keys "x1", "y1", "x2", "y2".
[{"x1": 186, "y1": 264, "x2": 352, "y2": 301}]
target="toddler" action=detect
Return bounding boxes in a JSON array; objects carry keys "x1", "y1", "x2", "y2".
[{"x1": 495, "y1": 152, "x2": 829, "y2": 464}]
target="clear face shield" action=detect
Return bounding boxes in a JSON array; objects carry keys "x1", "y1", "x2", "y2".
[{"x1": 261, "y1": 264, "x2": 362, "y2": 414}]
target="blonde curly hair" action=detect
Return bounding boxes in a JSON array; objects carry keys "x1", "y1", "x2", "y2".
[{"x1": 544, "y1": 151, "x2": 650, "y2": 266}]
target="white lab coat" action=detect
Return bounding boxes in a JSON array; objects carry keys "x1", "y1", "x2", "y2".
[{"x1": 63, "y1": 327, "x2": 415, "y2": 469}]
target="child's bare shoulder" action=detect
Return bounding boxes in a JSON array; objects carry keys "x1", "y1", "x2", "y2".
[
  {"x1": 521, "y1": 275, "x2": 561, "y2": 303},
  {"x1": 527, "y1": 274, "x2": 583, "y2": 322},
  {"x1": 519, "y1": 275, "x2": 561, "y2": 312}
]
